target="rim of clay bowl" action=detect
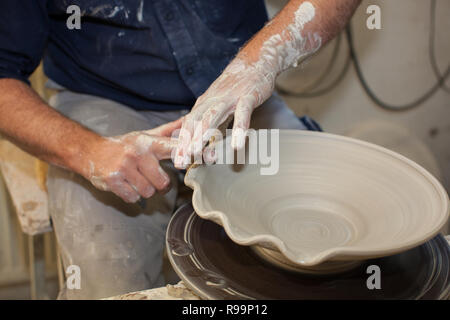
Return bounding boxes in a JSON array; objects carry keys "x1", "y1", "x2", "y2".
[{"x1": 184, "y1": 130, "x2": 449, "y2": 266}]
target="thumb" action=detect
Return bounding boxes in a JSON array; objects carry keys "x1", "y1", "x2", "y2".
[
  {"x1": 146, "y1": 118, "x2": 183, "y2": 137},
  {"x1": 151, "y1": 136, "x2": 179, "y2": 160}
]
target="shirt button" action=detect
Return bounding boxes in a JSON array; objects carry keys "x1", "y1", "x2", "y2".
[{"x1": 165, "y1": 12, "x2": 174, "y2": 21}]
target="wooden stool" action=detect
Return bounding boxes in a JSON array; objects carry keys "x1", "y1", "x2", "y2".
[{"x1": 0, "y1": 139, "x2": 63, "y2": 299}]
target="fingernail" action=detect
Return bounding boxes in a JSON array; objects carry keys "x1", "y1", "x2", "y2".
[
  {"x1": 174, "y1": 154, "x2": 183, "y2": 167},
  {"x1": 193, "y1": 140, "x2": 202, "y2": 156},
  {"x1": 146, "y1": 185, "x2": 155, "y2": 198},
  {"x1": 160, "y1": 182, "x2": 172, "y2": 194},
  {"x1": 158, "y1": 167, "x2": 170, "y2": 185},
  {"x1": 182, "y1": 155, "x2": 191, "y2": 168},
  {"x1": 130, "y1": 194, "x2": 140, "y2": 203},
  {"x1": 232, "y1": 128, "x2": 246, "y2": 150}
]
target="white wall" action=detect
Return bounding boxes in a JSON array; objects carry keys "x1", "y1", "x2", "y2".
[{"x1": 267, "y1": 0, "x2": 450, "y2": 193}]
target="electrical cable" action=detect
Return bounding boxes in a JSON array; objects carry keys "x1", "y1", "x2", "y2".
[
  {"x1": 278, "y1": 0, "x2": 449, "y2": 112},
  {"x1": 279, "y1": 37, "x2": 352, "y2": 98},
  {"x1": 276, "y1": 33, "x2": 351, "y2": 98},
  {"x1": 429, "y1": 0, "x2": 450, "y2": 93},
  {"x1": 346, "y1": 22, "x2": 450, "y2": 112},
  {"x1": 298, "y1": 34, "x2": 342, "y2": 92},
  {"x1": 276, "y1": 33, "x2": 343, "y2": 95}
]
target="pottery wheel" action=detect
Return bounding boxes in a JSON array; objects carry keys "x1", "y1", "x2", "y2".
[{"x1": 166, "y1": 203, "x2": 450, "y2": 300}]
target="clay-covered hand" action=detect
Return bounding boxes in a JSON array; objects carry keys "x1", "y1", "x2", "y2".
[
  {"x1": 173, "y1": 58, "x2": 276, "y2": 169},
  {"x1": 173, "y1": 1, "x2": 323, "y2": 169},
  {"x1": 82, "y1": 119, "x2": 181, "y2": 203}
]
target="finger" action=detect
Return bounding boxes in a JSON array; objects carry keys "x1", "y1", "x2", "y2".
[
  {"x1": 174, "y1": 116, "x2": 194, "y2": 168},
  {"x1": 181, "y1": 98, "x2": 217, "y2": 157},
  {"x1": 123, "y1": 167, "x2": 155, "y2": 198},
  {"x1": 190, "y1": 102, "x2": 229, "y2": 158},
  {"x1": 108, "y1": 176, "x2": 141, "y2": 203},
  {"x1": 138, "y1": 154, "x2": 171, "y2": 192},
  {"x1": 151, "y1": 136, "x2": 179, "y2": 160},
  {"x1": 146, "y1": 117, "x2": 184, "y2": 137},
  {"x1": 231, "y1": 95, "x2": 255, "y2": 150}
]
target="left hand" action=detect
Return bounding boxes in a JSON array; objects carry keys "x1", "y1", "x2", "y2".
[
  {"x1": 82, "y1": 119, "x2": 182, "y2": 203},
  {"x1": 173, "y1": 58, "x2": 275, "y2": 169}
]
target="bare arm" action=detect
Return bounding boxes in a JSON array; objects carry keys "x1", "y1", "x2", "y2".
[
  {"x1": 0, "y1": 79, "x2": 180, "y2": 203},
  {"x1": 241, "y1": 0, "x2": 361, "y2": 64},
  {"x1": 175, "y1": 0, "x2": 361, "y2": 168},
  {"x1": 0, "y1": 78, "x2": 102, "y2": 175}
]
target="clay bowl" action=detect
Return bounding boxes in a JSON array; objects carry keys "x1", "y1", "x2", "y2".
[{"x1": 184, "y1": 130, "x2": 449, "y2": 271}]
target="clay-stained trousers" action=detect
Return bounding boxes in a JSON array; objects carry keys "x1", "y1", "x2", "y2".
[{"x1": 47, "y1": 86, "x2": 307, "y2": 299}]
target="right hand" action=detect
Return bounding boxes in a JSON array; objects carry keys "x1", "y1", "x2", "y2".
[
  {"x1": 173, "y1": 57, "x2": 275, "y2": 169},
  {"x1": 82, "y1": 119, "x2": 181, "y2": 203}
]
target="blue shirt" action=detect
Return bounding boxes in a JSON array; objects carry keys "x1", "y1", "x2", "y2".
[{"x1": 0, "y1": 0, "x2": 268, "y2": 110}]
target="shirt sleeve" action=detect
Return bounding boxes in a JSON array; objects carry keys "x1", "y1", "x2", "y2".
[{"x1": 0, "y1": 0, "x2": 49, "y2": 84}]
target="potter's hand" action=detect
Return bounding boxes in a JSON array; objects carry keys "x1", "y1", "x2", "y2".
[
  {"x1": 174, "y1": 0, "x2": 361, "y2": 169},
  {"x1": 174, "y1": 58, "x2": 275, "y2": 169},
  {"x1": 83, "y1": 119, "x2": 181, "y2": 203}
]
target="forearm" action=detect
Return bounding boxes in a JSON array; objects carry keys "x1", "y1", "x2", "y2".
[
  {"x1": 238, "y1": 0, "x2": 361, "y2": 75},
  {"x1": 0, "y1": 78, "x2": 103, "y2": 177},
  {"x1": 171, "y1": 0, "x2": 362, "y2": 166}
]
